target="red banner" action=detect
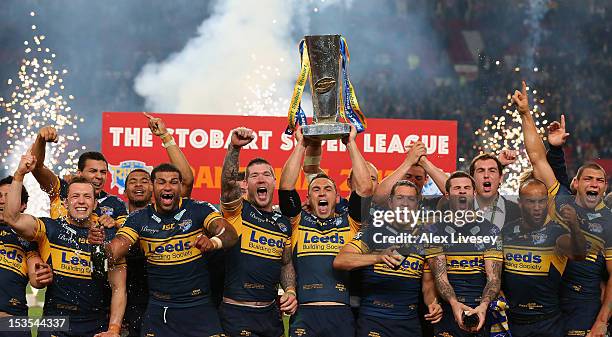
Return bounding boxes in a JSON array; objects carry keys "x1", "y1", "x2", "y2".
[{"x1": 101, "y1": 112, "x2": 457, "y2": 202}]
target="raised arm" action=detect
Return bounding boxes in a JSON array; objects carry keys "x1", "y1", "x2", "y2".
[
  {"x1": 144, "y1": 113, "x2": 195, "y2": 197},
  {"x1": 420, "y1": 157, "x2": 448, "y2": 194},
  {"x1": 303, "y1": 138, "x2": 324, "y2": 180},
  {"x1": 344, "y1": 125, "x2": 373, "y2": 197},
  {"x1": 221, "y1": 128, "x2": 255, "y2": 203},
  {"x1": 5, "y1": 154, "x2": 40, "y2": 241},
  {"x1": 31, "y1": 126, "x2": 60, "y2": 194},
  {"x1": 546, "y1": 115, "x2": 571, "y2": 189},
  {"x1": 280, "y1": 127, "x2": 307, "y2": 190},
  {"x1": 374, "y1": 141, "x2": 426, "y2": 204},
  {"x1": 513, "y1": 81, "x2": 557, "y2": 189}
]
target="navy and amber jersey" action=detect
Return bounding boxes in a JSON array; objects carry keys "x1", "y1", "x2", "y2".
[
  {"x1": 425, "y1": 219, "x2": 502, "y2": 305},
  {"x1": 117, "y1": 198, "x2": 222, "y2": 307},
  {"x1": 549, "y1": 181, "x2": 612, "y2": 301},
  {"x1": 348, "y1": 224, "x2": 426, "y2": 319},
  {"x1": 48, "y1": 176, "x2": 127, "y2": 222},
  {"x1": 501, "y1": 219, "x2": 569, "y2": 317},
  {"x1": 221, "y1": 198, "x2": 291, "y2": 302},
  {"x1": 279, "y1": 190, "x2": 363, "y2": 305},
  {"x1": 33, "y1": 216, "x2": 122, "y2": 318},
  {"x1": 0, "y1": 224, "x2": 37, "y2": 315}
]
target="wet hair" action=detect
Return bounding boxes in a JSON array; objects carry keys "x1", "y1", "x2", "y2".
[
  {"x1": 0, "y1": 176, "x2": 29, "y2": 206},
  {"x1": 575, "y1": 162, "x2": 607, "y2": 182},
  {"x1": 469, "y1": 153, "x2": 503, "y2": 177},
  {"x1": 77, "y1": 152, "x2": 108, "y2": 171},
  {"x1": 67, "y1": 176, "x2": 95, "y2": 195},
  {"x1": 245, "y1": 158, "x2": 273, "y2": 177},
  {"x1": 308, "y1": 173, "x2": 337, "y2": 192},
  {"x1": 445, "y1": 171, "x2": 475, "y2": 193},
  {"x1": 151, "y1": 163, "x2": 182, "y2": 182},
  {"x1": 390, "y1": 180, "x2": 420, "y2": 197}
]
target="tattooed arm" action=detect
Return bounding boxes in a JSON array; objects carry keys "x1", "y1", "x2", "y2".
[
  {"x1": 469, "y1": 259, "x2": 503, "y2": 332},
  {"x1": 279, "y1": 243, "x2": 298, "y2": 314},
  {"x1": 429, "y1": 255, "x2": 472, "y2": 331},
  {"x1": 221, "y1": 128, "x2": 255, "y2": 203}
]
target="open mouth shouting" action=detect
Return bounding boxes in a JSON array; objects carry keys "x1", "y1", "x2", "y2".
[
  {"x1": 317, "y1": 198, "x2": 330, "y2": 215},
  {"x1": 585, "y1": 190, "x2": 600, "y2": 204},
  {"x1": 256, "y1": 186, "x2": 268, "y2": 201},
  {"x1": 160, "y1": 192, "x2": 175, "y2": 207},
  {"x1": 482, "y1": 181, "x2": 492, "y2": 193}
]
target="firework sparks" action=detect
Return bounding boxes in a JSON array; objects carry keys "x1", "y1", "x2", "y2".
[
  {"x1": 0, "y1": 11, "x2": 82, "y2": 216},
  {"x1": 235, "y1": 63, "x2": 288, "y2": 116},
  {"x1": 474, "y1": 76, "x2": 548, "y2": 195}
]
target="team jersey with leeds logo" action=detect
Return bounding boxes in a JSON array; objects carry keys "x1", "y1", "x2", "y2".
[
  {"x1": 425, "y1": 218, "x2": 502, "y2": 305},
  {"x1": 48, "y1": 176, "x2": 127, "y2": 223},
  {"x1": 0, "y1": 224, "x2": 37, "y2": 315},
  {"x1": 549, "y1": 181, "x2": 612, "y2": 302},
  {"x1": 348, "y1": 223, "x2": 427, "y2": 319},
  {"x1": 117, "y1": 198, "x2": 222, "y2": 307},
  {"x1": 221, "y1": 198, "x2": 291, "y2": 302},
  {"x1": 501, "y1": 219, "x2": 569, "y2": 317},
  {"x1": 279, "y1": 190, "x2": 363, "y2": 305},
  {"x1": 33, "y1": 216, "x2": 122, "y2": 319}
]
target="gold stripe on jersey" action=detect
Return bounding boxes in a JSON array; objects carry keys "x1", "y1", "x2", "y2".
[
  {"x1": 203, "y1": 212, "x2": 223, "y2": 231},
  {"x1": 139, "y1": 232, "x2": 202, "y2": 266},
  {"x1": 49, "y1": 243, "x2": 92, "y2": 280},
  {"x1": 240, "y1": 221, "x2": 287, "y2": 260},
  {"x1": 503, "y1": 246, "x2": 567, "y2": 276},
  {"x1": 372, "y1": 254, "x2": 424, "y2": 278},
  {"x1": 484, "y1": 250, "x2": 504, "y2": 261},
  {"x1": 347, "y1": 240, "x2": 368, "y2": 254},
  {"x1": 117, "y1": 226, "x2": 139, "y2": 244}
]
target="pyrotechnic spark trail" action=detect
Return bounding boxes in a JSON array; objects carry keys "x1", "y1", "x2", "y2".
[
  {"x1": 0, "y1": 11, "x2": 83, "y2": 216},
  {"x1": 474, "y1": 70, "x2": 549, "y2": 195}
]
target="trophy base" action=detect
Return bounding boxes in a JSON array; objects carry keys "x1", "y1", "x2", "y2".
[{"x1": 302, "y1": 123, "x2": 351, "y2": 140}]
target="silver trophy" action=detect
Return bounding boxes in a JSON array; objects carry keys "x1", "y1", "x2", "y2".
[{"x1": 302, "y1": 35, "x2": 351, "y2": 140}]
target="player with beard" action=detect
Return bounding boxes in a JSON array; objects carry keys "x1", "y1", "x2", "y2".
[
  {"x1": 514, "y1": 80, "x2": 612, "y2": 337},
  {"x1": 89, "y1": 163, "x2": 238, "y2": 337},
  {"x1": 426, "y1": 171, "x2": 503, "y2": 337},
  {"x1": 501, "y1": 179, "x2": 587, "y2": 337},
  {"x1": 118, "y1": 112, "x2": 196, "y2": 337},
  {"x1": 217, "y1": 127, "x2": 297, "y2": 337},
  {"x1": 30, "y1": 126, "x2": 127, "y2": 227},
  {"x1": 334, "y1": 180, "x2": 443, "y2": 337},
  {"x1": 4, "y1": 153, "x2": 127, "y2": 337},
  {"x1": 0, "y1": 176, "x2": 54, "y2": 337},
  {"x1": 280, "y1": 126, "x2": 374, "y2": 337}
]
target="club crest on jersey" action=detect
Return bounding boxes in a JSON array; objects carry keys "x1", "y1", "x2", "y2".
[
  {"x1": 588, "y1": 222, "x2": 603, "y2": 234},
  {"x1": 99, "y1": 206, "x2": 114, "y2": 217},
  {"x1": 277, "y1": 223, "x2": 288, "y2": 233},
  {"x1": 178, "y1": 219, "x2": 193, "y2": 232},
  {"x1": 532, "y1": 232, "x2": 547, "y2": 245},
  {"x1": 109, "y1": 160, "x2": 153, "y2": 194}
]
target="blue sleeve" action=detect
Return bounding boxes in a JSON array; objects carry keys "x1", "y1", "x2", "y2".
[{"x1": 547, "y1": 144, "x2": 571, "y2": 190}]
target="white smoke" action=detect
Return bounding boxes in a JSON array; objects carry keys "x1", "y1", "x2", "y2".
[{"x1": 134, "y1": 0, "x2": 301, "y2": 116}]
